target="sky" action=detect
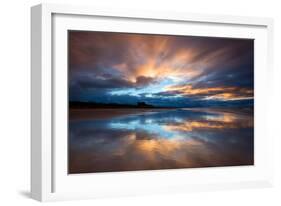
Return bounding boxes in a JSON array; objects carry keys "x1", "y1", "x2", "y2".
[{"x1": 68, "y1": 31, "x2": 254, "y2": 107}]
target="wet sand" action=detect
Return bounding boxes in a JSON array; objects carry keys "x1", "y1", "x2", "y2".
[
  {"x1": 69, "y1": 108, "x2": 177, "y2": 121},
  {"x1": 68, "y1": 107, "x2": 254, "y2": 173}
]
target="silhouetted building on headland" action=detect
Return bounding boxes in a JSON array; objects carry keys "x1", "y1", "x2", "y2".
[
  {"x1": 69, "y1": 101, "x2": 156, "y2": 109},
  {"x1": 137, "y1": 102, "x2": 153, "y2": 108}
]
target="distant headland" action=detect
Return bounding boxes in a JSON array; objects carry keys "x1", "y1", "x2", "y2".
[{"x1": 69, "y1": 101, "x2": 177, "y2": 109}]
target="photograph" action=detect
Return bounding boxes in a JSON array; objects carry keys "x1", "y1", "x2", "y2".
[{"x1": 68, "y1": 31, "x2": 254, "y2": 174}]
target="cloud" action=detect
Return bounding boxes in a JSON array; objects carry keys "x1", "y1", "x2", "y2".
[
  {"x1": 135, "y1": 76, "x2": 156, "y2": 86},
  {"x1": 69, "y1": 31, "x2": 254, "y2": 106},
  {"x1": 70, "y1": 72, "x2": 159, "y2": 91},
  {"x1": 76, "y1": 75, "x2": 133, "y2": 89},
  {"x1": 163, "y1": 84, "x2": 253, "y2": 101}
]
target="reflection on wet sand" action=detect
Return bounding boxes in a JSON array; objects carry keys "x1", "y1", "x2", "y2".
[{"x1": 69, "y1": 108, "x2": 254, "y2": 173}]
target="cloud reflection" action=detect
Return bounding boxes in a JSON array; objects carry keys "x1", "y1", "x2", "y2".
[{"x1": 69, "y1": 108, "x2": 253, "y2": 173}]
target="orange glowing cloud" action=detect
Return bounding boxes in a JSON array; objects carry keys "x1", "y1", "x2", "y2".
[
  {"x1": 164, "y1": 84, "x2": 253, "y2": 100},
  {"x1": 133, "y1": 58, "x2": 201, "y2": 82},
  {"x1": 111, "y1": 36, "x2": 205, "y2": 84}
]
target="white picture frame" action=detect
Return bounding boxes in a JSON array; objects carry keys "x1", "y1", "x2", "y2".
[{"x1": 31, "y1": 3, "x2": 274, "y2": 202}]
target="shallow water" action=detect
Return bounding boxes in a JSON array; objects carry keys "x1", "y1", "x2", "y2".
[{"x1": 68, "y1": 108, "x2": 254, "y2": 174}]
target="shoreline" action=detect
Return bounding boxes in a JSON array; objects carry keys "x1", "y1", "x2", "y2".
[
  {"x1": 69, "y1": 106, "x2": 253, "y2": 121},
  {"x1": 69, "y1": 108, "x2": 177, "y2": 121}
]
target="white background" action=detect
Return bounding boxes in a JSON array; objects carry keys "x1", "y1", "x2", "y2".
[{"x1": 0, "y1": 0, "x2": 280, "y2": 205}]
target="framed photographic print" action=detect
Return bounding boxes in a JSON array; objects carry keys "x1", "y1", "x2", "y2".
[{"x1": 31, "y1": 3, "x2": 274, "y2": 201}]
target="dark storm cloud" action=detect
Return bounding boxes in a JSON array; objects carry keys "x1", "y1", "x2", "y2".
[
  {"x1": 135, "y1": 76, "x2": 156, "y2": 86},
  {"x1": 69, "y1": 72, "x2": 157, "y2": 92},
  {"x1": 190, "y1": 39, "x2": 254, "y2": 89},
  {"x1": 73, "y1": 74, "x2": 133, "y2": 89}
]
